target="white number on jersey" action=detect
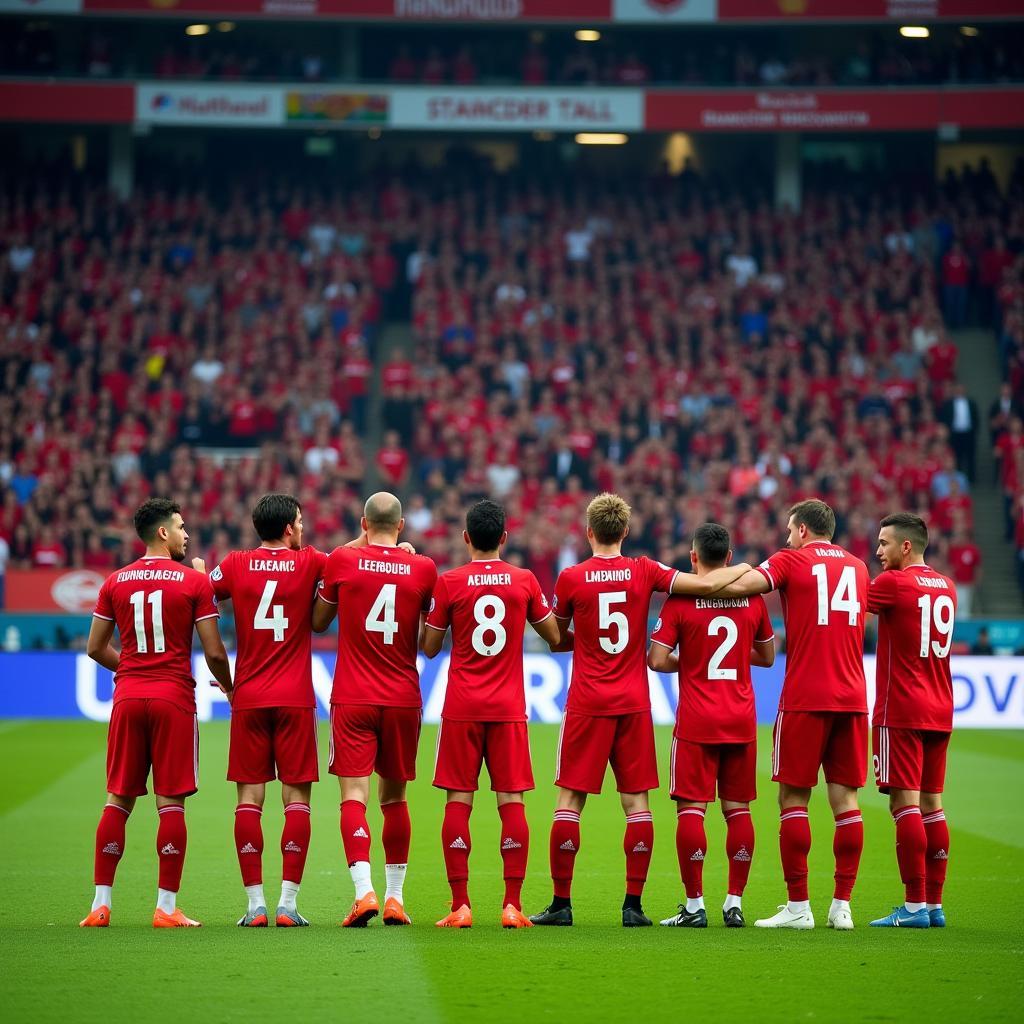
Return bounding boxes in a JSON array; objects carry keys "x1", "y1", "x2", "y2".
[
  {"x1": 128, "y1": 590, "x2": 165, "y2": 654},
  {"x1": 471, "y1": 595, "x2": 507, "y2": 657},
  {"x1": 811, "y1": 563, "x2": 861, "y2": 627},
  {"x1": 598, "y1": 591, "x2": 629, "y2": 655},
  {"x1": 918, "y1": 594, "x2": 955, "y2": 659},
  {"x1": 707, "y1": 615, "x2": 739, "y2": 681},
  {"x1": 366, "y1": 583, "x2": 398, "y2": 645},
  {"x1": 254, "y1": 579, "x2": 289, "y2": 642}
]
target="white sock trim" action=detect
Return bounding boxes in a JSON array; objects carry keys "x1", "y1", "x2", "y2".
[
  {"x1": 385, "y1": 863, "x2": 407, "y2": 902},
  {"x1": 245, "y1": 884, "x2": 266, "y2": 912},
  {"x1": 349, "y1": 860, "x2": 373, "y2": 900},
  {"x1": 279, "y1": 880, "x2": 300, "y2": 911},
  {"x1": 156, "y1": 888, "x2": 177, "y2": 914},
  {"x1": 92, "y1": 885, "x2": 112, "y2": 912}
]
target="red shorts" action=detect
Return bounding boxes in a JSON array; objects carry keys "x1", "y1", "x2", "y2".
[
  {"x1": 873, "y1": 726, "x2": 950, "y2": 794},
  {"x1": 771, "y1": 710, "x2": 867, "y2": 789},
  {"x1": 228, "y1": 706, "x2": 320, "y2": 785},
  {"x1": 107, "y1": 698, "x2": 198, "y2": 798},
  {"x1": 433, "y1": 719, "x2": 534, "y2": 793},
  {"x1": 329, "y1": 703, "x2": 421, "y2": 781},
  {"x1": 555, "y1": 710, "x2": 658, "y2": 795},
  {"x1": 669, "y1": 736, "x2": 757, "y2": 803}
]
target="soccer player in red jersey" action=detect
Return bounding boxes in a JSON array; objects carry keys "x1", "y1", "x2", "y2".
[
  {"x1": 80, "y1": 499, "x2": 233, "y2": 929},
  {"x1": 867, "y1": 513, "x2": 957, "y2": 929},
  {"x1": 717, "y1": 498, "x2": 869, "y2": 930},
  {"x1": 648, "y1": 523, "x2": 775, "y2": 929},
  {"x1": 313, "y1": 492, "x2": 437, "y2": 927},
  {"x1": 421, "y1": 500, "x2": 565, "y2": 930},
  {"x1": 208, "y1": 494, "x2": 326, "y2": 928},
  {"x1": 529, "y1": 494, "x2": 750, "y2": 928}
]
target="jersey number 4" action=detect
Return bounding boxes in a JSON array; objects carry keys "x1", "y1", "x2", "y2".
[{"x1": 255, "y1": 580, "x2": 289, "y2": 642}]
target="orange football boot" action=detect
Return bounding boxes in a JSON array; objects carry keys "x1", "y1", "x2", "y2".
[
  {"x1": 153, "y1": 907, "x2": 202, "y2": 928},
  {"x1": 501, "y1": 904, "x2": 534, "y2": 929},
  {"x1": 383, "y1": 897, "x2": 412, "y2": 925},
  {"x1": 340, "y1": 891, "x2": 379, "y2": 928},
  {"x1": 435, "y1": 904, "x2": 473, "y2": 928},
  {"x1": 80, "y1": 906, "x2": 110, "y2": 928}
]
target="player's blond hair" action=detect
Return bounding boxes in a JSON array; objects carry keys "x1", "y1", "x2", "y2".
[{"x1": 587, "y1": 492, "x2": 631, "y2": 545}]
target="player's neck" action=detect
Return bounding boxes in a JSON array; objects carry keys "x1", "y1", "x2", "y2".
[
  {"x1": 899, "y1": 556, "x2": 927, "y2": 570},
  {"x1": 590, "y1": 543, "x2": 622, "y2": 558},
  {"x1": 469, "y1": 549, "x2": 501, "y2": 562},
  {"x1": 796, "y1": 534, "x2": 831, "y2": 549},
  {"x1": 365, "y1": 532, "x2": 400, "y2": 548},
  {"x1": 260, "y1": 540, "x2": 289, "y2": 549},
  {"x1": 143, "y1": 546, "x2": 172, "y2": 559}
]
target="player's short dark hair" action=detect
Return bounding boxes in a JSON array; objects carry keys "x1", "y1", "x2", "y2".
[
  {"x1": 466, "y1": 499, "x2": 506, "y2": 551},
  {"x1": 252, "y1": 493, "x2": 300, "y2": 542},
  {"x1": 788, "y1": 498, "x2": 836, "y2": 540},
  {"x1": 133, "y1": 498, "x2": 181, "y2": 542},
  {"x1": 692, "y1": 522, "x2": 730, "y2": 567},
  {"x1": 880, "y1": 512, "x2": 929, "y2": 554}
]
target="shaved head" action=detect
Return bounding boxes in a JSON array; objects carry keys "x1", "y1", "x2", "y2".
[{"x1": 364, "y1": 491, "x2": 403, "y2": 529}]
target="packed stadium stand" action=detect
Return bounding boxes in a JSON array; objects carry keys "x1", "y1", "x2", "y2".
[{"x1": 3, "y1": 157, "x2": 1020, "y2": 612}]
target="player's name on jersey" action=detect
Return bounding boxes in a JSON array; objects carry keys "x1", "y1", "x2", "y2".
[
  {"x1": 248, "y1": 558, "x2": 296, "y2": 572},
  {"x1": 814, "y1": 547, "x2": 845, "y2": 558},
  {"x1": 116, "y1": 567, "x2": 185, "y2": 583},
  {"x1": 694, "y1": 597, "x2": 751, "y2": 609},
  {"x1": 584, "y1": 568, "x2": 632, "y2": 583},
  {"x1": 358, "y1": 557, "x2": 412, "y2": 575},
  {"x1": 467, "y1": 572, "x2": 512, "y2": 586},
  {"x1": 916, "y1": 576, "x2": 950, "y2": 590}
]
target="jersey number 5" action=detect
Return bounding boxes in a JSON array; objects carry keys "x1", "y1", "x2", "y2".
[{"x1": 598, "y1": 591, "x2": 628, "y2": 655}]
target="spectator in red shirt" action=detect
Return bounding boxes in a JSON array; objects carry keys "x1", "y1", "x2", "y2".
[
  {"x1": 376, "y1": 430, "x2": 410, "y2": 488},
  {"x1": 32, "y1": 525, "x2": 65, "y2": 569},
  {"x1": 942, "y1": 240, "x2": 971, "y2": 328},
  {"x1": 948, "y1": 529, "x2": 982, "y2": 617}
]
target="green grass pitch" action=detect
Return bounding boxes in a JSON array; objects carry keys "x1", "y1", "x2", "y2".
[{"x1": 1, "y1": 721, "x2": 1021, "y2": 1023}]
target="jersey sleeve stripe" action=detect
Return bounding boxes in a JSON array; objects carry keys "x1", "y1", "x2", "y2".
[
  {"x1": 552, "y1": 612, "x2": 572, "y2": 620},
  {"x1": 194, "y1": 613, "x2": 220, "y2": 622},
  {"x1": 317, "y1": 594, "x2": 338, "y2": 605},
  {"x1": 528, "y1": 610, "x2": 553, "y2": 625},
  {"x1": 668, "y1": 569, "x2": 680, "y2": 593},
  {"x1": 92, "y1": 613, "x2": 114, "y2": 621},
  {"x1": 649, "y1": 638, "x2": 674, "y2": 650},
  {"x1": 756, "y1": 565, "x2": 776, "y2": 590},
  {"x1": 423, "y1": 621, "x2": 447, "y2": 632},
  {"x1": 754, "y1": 634, "x2": 776, "y2": 643}
]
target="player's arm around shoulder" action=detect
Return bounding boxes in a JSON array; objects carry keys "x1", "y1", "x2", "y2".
[
  {"x1": 680, "y1": 562, "x2": 760, "y2": 597},
  {"x1": 311, "y1": 548, "x2": 343, "y2": 633}
]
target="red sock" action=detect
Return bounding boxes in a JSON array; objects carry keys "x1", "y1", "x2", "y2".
[
  {"x1": 281, "y1": 802, "x2": 311, "y2": 885},
  {"x1": 442, "y1": 800, "x2": 472, "y2": 910},
  {"x1": 234, "y1": 803, "x2": 263, "y2": 887},
  {"x1": 94, "y1": 803, "x2": 129, "y2": 887},
  {"x1": 381, "y1": 801, "x2": 411, "y2": 866},
  {"x1": 780, "y1": 806, "x2": 811, "y2": 902},
  {"x1": 892, "y1": 805, "x2": 927, "y2": 904},
  {"x1": 833, "y1": 809, "x2": 864, "y2": 901},
  {"x1": 675, "y1": 806, "x2": 706, "y2": 899},
  {"x1": 550, "y1": 809, "x2": 581, "y2": 900},
  {"x1": 156, "y1": 805, "x2": 187, "y2": 893},
  {"x1": 498, "y1": 802, "x2": 529, "y2": 910},
  {"x1": 724, "y1": 807, "x2": 755, "y2": 897},
  {"x1": 340, "y1": 800, "x2": 371, "y2": 866},
  {"x1": 923, "y1": 808, "x2": 949, "y2": 904},
  {"x1": 624, "y1": 811, "x2": 654, "y2": 897}
]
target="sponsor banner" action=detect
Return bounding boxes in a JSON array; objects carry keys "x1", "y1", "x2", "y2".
[
  {"x1": 1, "y1": 653, "x2": 1020, "y2": 729},
  {"x1": 0, "y1": 0, "x2": 81, "y2": 9},
  {"x1": 81, "y1": 0, "x2": 611, "y2": 18},
  {"x1": 644, "y1": 88, "x2": 1024, "y2": 131},
  {"x1": 4, "y1": 569, "x2": 106, "y2": 613},
  {"x1": 285, "y1": 90, "x2": 389, "y2": 123},
  {"x1": 0, "y1": 82, "x2": 134, "y2": 125},
  {"x1": 613, "y1": 0, "x2": 716, "y2": 22},
  {"x1": 390, "y1": 86, "x2": 643, "y2": 131},
  {"x1": 717, "y1": 1, "x2": 1023, "y2": 21},
  {"x1": 136, "y1": 82, "x2": 284, "y2": 126}
]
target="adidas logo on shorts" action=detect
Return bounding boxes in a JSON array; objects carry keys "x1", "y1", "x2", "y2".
[
  {"x1": 239, "y1": 843, "x2": 258, "y2": 854},
  {"x1": 160, "y1": 843, "x2": 181, "y2": 856},
  {"x1": 934, "y1": 849, "x2": 948, "y2": 860},
  {"x1": 559, "y1": 839, "x2": 576, "y2": 852},
  {"x1": 102, "y1": 842, "x2": 121, "y2": 856},
  {"x1": 449, "y1": 836, "x2": 468, "y2": 850},
  {"x1": 631, "y1": 842, "x2": 650, "y2": 853},
  {"x1": 501, "y1": 837, "x2": 522, "y2": 850},
  {"x1": 733, "y1": 846, "x2": 751, "y2": 862},
  {"x1": 353, "y1": 827, "x2": 369, "y2": 839},
  {"x1": 284, "y1": 841, "x2": 302, "y2": 853},
  {"x1": 690, "y1": 850, "x2": 705, "y2": 862}
]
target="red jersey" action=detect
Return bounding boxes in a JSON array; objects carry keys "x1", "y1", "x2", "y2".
[
  {"x1": 553, "y1": 554, "x2": 678, "y2": 716},
  {"x1": 93, "y1": 555, "x2": 220, "y2": 713},
  {"x1": 756, "y1": 542, "x2": 868, "y2": 713},
  {"x1": 318, "y1": 544, "x2": 437, "y2": 708},
  {"x1": 868, "y1": 564, "x2": 957, "y2": 732},
  {"x1": 651, "y1": 594, "x2": 773, "y2": 744},
  {"x1": 210, "y1": 545, "x2": 327, "y2": 710},
  {"x1": 425, "y1": 559, "x2": 551, "y2": 722}
]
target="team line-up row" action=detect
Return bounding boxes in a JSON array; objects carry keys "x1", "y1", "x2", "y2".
[{"x1": 80, "y1": 490, "x2": 955, "y2": 932}]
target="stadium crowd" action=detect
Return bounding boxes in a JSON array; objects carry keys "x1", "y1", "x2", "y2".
[{"x1": 1, "y1": 160, "x2": 1022, "y2": 612}]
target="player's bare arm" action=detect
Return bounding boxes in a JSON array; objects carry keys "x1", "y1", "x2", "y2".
[
  {"x1": 196, "y1": 617, "x2": 233, "y2": 700},
  {"x1": 750, "y1": 636, "x2": 776, "y2": 668},
  {"x1": 531, "y1": 611, "x2": 564, "y2": 652},
  {"x1": 671, "y1": 562, "x2": 751, "y2": 597},
  {"x1": 420, "y1": 613, "x2": 445, "y2": 657},
  {"x1": 311, "y1": 594, "x2": 337, "y2": 633},
  {"x1": 647, "y1": 641, "x2": 678, "y2": 675},
  {"x1": 86, "y1": 616, "x2": 119, "y2": 673},
  {"x1": 343, "y1": 530, "x2": 416, "y2": 555},
  {"x1": 715, "y1": 568, "x2": 771, "y2": 598}
]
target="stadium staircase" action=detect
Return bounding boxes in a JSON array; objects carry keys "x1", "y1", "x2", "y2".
[
  {"x1": 954, "y1": 327, "x2": 1022, "y2": 615},
  {"x1": 365, "y1": 320, "x2": 413, "y2": 492}
]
